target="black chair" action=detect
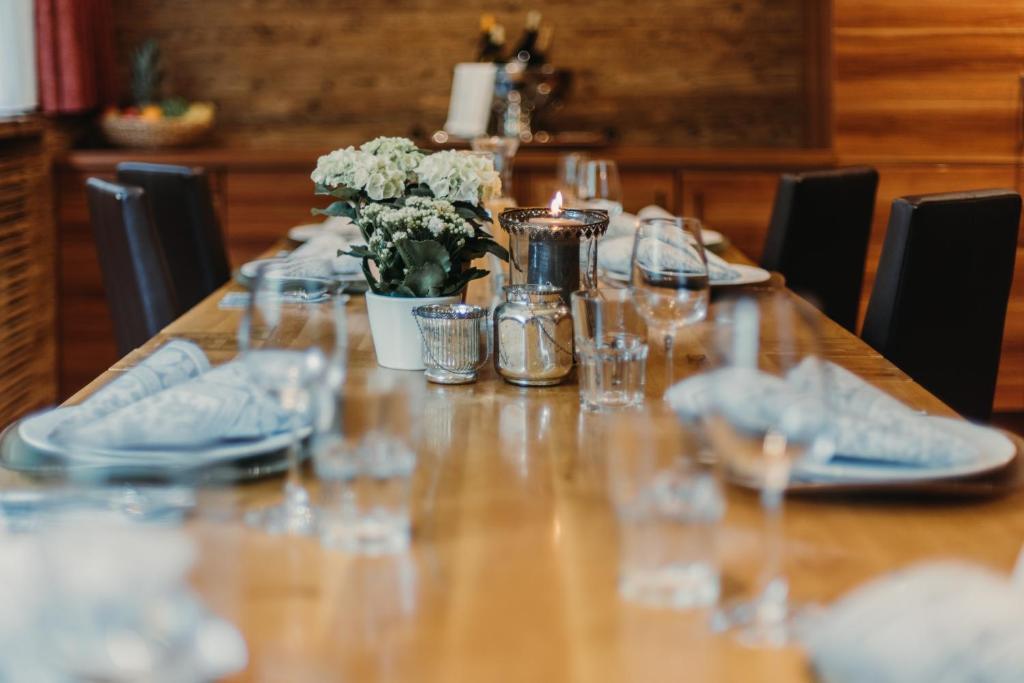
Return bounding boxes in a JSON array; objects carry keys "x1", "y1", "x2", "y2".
[
  {"x1": 761, "y1": 167, "x2": 879, "y2": 332},
  {"x1": 862, "y1": 190, "x2": 1021, "y2": 421},
  {"x1": 116, "y1": 162, "x2": 231, "y2": 311},
  {"x1": 85, "y1": 178, "x2": 179, "y2": 355}
]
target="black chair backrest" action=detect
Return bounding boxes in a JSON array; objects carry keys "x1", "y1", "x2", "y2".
[
  {"x1": 85, "y1": 178, "x2": 179, "y2": 355},
  {"x1": 116, "y1": 162, "x2": 231, "y2": 310},
  {"x1": 862, "y1": 189, "x2": 1021, "y2": 420},
  {"x1": 761, "y1": 166, "x2": 879, "y2": 332}
]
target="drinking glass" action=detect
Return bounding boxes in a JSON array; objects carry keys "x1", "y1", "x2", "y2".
[
  {"x1": 606, "y1": 412, "x2": 724, "y2": 609},
  {"x1": 571, "y1": 288, "x2": 649, "y2": 411},
  {"x1": 314, "y1": 374, "x2": 419, "y2": 555},
  {"x1": 557, "y1": 152, "x2": 589, "y2": 205},
  {"x1": 629, "y1": 216, "x2": 711, "y2": 393},
  {"x1": 703, "y1": 294, "x2": 832, "y2": 647},
  {"x1": 239, "y1": 260, "x2": 347, "y2": 535},
  {"x1": 576, "y1": 159, "x2": 623, "y2": 217}
]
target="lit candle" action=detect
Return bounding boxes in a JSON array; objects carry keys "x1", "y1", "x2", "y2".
[
  {"x1": 527, "y1": 192, "x2": 584, "y2": 226},
  {"x1": 525, "y1": 192, "x2": 582, "y2": 302}
]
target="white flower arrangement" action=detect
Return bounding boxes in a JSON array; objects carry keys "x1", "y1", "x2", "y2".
[
  {"x1": 414, "y1": 150, "x2": 502, "y2": 205},
  {"x1": 310, "y1": 137, "x2": 507, "y2": 298}
]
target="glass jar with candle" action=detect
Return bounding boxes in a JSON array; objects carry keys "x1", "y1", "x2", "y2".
[{"x1": 498, "y1": 193, "x2": 609, "y2": 305}]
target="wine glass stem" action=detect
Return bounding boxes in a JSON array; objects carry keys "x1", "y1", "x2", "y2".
[
  {"x1": 284, "y1": 412, "x2": 310, "y2": 511},
  {"x1": 664, "y1": 331, "x2": 675, "y2": 393},
  {"x1": 757, "y1": 485, "x2": 788, "y2": 626}
]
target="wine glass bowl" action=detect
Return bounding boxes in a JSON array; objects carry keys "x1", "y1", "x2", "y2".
[
  {"x1": 629, "y1": 216, "x2": 711, "y2": 392},
  {"x1": 239, "y1": 260, "x2": 347, "y2": 535},
  {"x1": 575, "y1": 159, "x2": 623, "y2": 217}
]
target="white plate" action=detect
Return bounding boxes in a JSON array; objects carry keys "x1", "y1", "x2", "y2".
[
  {"x1": 239, "y1": 257, "x2": 364, "y2": 283},
  {"x1": 18, "y1": 406, "x2": 304, "y2": 467},
  {"x1": 792, "y1": 417, "x2": 1017, "y2": 484},
  {"x1": 601, "y1": 263, "x2": 770, "y2": 287}
]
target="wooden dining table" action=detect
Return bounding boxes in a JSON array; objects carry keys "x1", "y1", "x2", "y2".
[{"x1": 11, "y1": 237, "x2": 1024, "y2": 682}]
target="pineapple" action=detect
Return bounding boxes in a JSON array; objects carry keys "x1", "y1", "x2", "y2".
[{"x1": 131, "y1": 39, "x2": 163, "y2": 106}]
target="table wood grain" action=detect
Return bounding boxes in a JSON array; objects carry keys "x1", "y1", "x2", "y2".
[{"x1": 17, "y1": 241, "x2": 1024, "y2": 682}]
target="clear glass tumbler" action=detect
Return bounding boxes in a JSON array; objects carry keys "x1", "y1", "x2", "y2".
[
  {"x1": 314, "y1": 375, "x2": 418, "y2": 555},
  {"x1": 571, "y1": 288, "x2": 649, "y2": 411},
  {"x1": 606, "y1": 413, "x2": 724, "y2": 609}
]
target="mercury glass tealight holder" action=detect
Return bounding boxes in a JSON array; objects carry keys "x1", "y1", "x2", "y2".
[{"x1": 498, "y1": 207, "x2": 609, "y2": 305}]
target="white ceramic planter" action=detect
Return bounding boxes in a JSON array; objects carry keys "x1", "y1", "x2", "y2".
[{"x1": 364, "y1": 290, "x2": 461, "y2": 370}]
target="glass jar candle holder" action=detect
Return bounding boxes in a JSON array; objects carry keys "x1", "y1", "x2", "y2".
[{"x1": 498, "y1": 206, "x2": 609, "y2": 305}]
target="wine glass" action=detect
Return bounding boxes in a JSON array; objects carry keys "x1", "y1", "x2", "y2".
[
  {"x1": 557, "y1": 152, "x2": 589, "y2": 205},
  {"x1": 629, "y1": 216, "x2": 711, "y2": 393},
  {"x1": 576, "y1": 159, "x2": 623, "y2": 217},
  {"x1": 703, "y1": 294, "x2": 833, "y2": 647},
  {"x1": 239, "y1": 260, "x2": 348, "y2": 535}
]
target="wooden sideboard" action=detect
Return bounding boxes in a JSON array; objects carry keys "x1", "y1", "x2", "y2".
[
  {"x1": 0, "y1": 118, "x2": 57, "y2": 424},
  {"x1": 55, "y1": 146, "x2": 1024, "y2": 412}
]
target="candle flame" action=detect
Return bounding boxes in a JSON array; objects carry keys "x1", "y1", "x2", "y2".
[{"x1": 549, "y1": 191, "x2": 563, "y2": 216}]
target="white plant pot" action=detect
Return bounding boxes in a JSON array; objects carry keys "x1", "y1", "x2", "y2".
[{"x1": 364, "y1": 290, "x2": 461, "y2": 370}]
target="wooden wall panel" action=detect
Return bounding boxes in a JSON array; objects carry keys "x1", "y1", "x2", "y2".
[
  {"x1": 834, "y1": 0, "x2": 1024, "y2": 157},
  {"x1": 0, "y1": 119, "x2": 57, "y2": 425},
  {"x1": 109, "y1": 0, "x2": 813, "y2": 148}
]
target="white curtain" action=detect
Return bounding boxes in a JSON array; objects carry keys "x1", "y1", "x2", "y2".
[{"x1": 0, "y1": 0, "x2": 37, "y2": 115}]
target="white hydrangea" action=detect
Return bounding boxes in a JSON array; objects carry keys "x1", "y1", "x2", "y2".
[
  {"x1": 359, "y1": 196, "x2": 475, "y2": 265},
  {"x1": 414, "y1": 151, "x2": 502, "y2": 206},
  {"x1": 360, "y1": 137, "x2": 424, "y2": 179},
  {"x1": 311, "y1": 146, "x2": 407, "y2": 201}
]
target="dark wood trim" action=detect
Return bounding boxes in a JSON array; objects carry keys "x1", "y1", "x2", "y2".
[{"x1": 803, "y1": 0, "x2": 833, "y2": 148}]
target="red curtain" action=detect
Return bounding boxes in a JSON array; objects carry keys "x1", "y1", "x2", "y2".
[{"x1": 36, "y1": 0, "x2": 118, "y2": 114}]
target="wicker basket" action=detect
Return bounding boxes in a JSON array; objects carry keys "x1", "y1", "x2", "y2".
[{"x1": 101, "y1": 114, "x2": 214, "y2": 149}]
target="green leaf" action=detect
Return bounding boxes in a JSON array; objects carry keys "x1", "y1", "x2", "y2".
[
  {"x1": 312, "y1": 201, "x2": 357, "y2": 219},
  {"x1": 401, "y1": 262, "x2": 447, "y2": 297},
  {"x1": 395, "y1": 239, "x2": 451, "y2": 271},
  {"x1": 440, "y1": 267, "x2": 488, "y2": 296}
]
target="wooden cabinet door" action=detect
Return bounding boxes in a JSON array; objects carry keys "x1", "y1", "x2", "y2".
[
  {"x1": 224, "y1": 171, "x2": 317, "y2": 265},
  {"x1": 680, "y1": 171, "x2": 780, "y2": 262}
]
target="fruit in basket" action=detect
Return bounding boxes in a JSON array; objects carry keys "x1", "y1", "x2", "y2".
[{"x1": 100, "y1": 39, "x2": 216, "y2": 148}]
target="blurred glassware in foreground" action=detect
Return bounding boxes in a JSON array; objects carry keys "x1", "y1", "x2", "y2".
[
  {"x1": 571, "y1": 288, "x2": 649, "y2": 411},
  {"x1": 314, "y1": 375, "x2": 420, "y2": 555},
  {"x1": 629, "y1": 216, "x2": 710, "y2": 392},
  {"x1": 606, "y1": 413, "x2": 724, "y2": 609},
  {"x1": 0, "y1": 509, "x2": 246, "y2": 681},
  {"x1": 703, "y1": 295, "x2": 832, "y2": 647},
  {"x1": 576, "y1": 159, "x2": 623, "y2": 217},
  {"x1": 239, "y1": 260, "x2": 347, "y2": 535}
]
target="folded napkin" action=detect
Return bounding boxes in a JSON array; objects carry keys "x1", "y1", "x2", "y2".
[
  {"x1": 320, "y1": 216, "x2": 362, "y2": 241},
  {"x1": 603, "y1": 211, "x2": 639, "y2": 240},
  {"x1": 637, "y1": 205, "x2": 674, "y2": 220},
  {"x1": 50, "y1": 339, "x2": 209, "y2": 443},
  {"x1": 51, "y1": 341, "x2": 291, "y2": 451},
  {"x1": 666, "y1": 359, "x2": 977, "y2": 467},
  {"x1": 802, "y1": 562, "x2": 1024, "y2": 683},
  {"x1": 599, "y1": 235, "x2": 741, "y2": 281},
  {"x1": 287, "y1": 233, "x2": 363, "y2": 277}
]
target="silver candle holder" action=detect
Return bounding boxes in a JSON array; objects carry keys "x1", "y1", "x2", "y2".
[
  {"x1": 498, "y1": 205, "x2": 609, "y2": 305},
  {"x1": 412, "y1": 304, "x2": 490, "y2": 384}
]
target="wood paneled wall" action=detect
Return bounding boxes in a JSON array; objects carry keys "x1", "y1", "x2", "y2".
[
  {"x1": 834, "y1": 0, "x2": 1024, "y2": 157},
  {"x1": 109, "y1": 0, "x2": 820, "y2": 148}
]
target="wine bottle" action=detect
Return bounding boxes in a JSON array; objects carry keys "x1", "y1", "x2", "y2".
[
  {"x1": 476, "y1": 14, "x2": 506, "y2": 62},
  {"x1": 532, "y1": 25, "x2": 553, "y2": 65},
  {"x1": 512, "y1": 10, "x2": 542, "y2": 65}
]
